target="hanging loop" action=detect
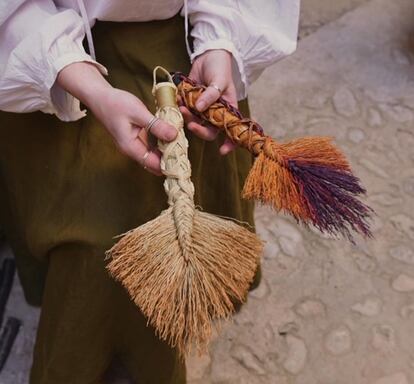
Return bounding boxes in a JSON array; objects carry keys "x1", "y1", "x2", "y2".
[{"x1": 152, "y1": 66, "x2": 178, "y2": 109}]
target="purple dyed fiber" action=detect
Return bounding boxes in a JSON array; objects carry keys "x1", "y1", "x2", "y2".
[{"x1": 289, "y1": 161, "x2": 373, "y2": 241}]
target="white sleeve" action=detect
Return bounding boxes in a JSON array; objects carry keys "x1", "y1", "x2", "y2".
[
  {"x1": 0, "y1": 0, "x2": 107, "y2": 121},
  {"x1": 185, "y1": 0, "x2": 300, "y2": 100}
]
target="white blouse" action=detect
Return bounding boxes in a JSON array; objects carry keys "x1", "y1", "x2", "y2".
[{"x1": 0, "y1": 0, "x2": 300, "y2": 121}]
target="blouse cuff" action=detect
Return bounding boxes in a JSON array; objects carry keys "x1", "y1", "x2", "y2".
[
  {"x1": 0, "y1": 9, "x2": 108, "y2": 122},
  {"x1": 46, "y1": 36, "x2": 108, "y2": 122},
  {"x1": 190, "y1": 38, "x2": 247, "y2": 100}
]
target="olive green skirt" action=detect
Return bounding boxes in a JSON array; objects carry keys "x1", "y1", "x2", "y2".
[{"x1": 0, "y1": 14, "x2": 256, "y2": 384}]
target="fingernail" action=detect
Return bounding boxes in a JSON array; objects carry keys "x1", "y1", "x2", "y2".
[{"x1": 196, "y1": 101, "x2": 206, "y2": 111}]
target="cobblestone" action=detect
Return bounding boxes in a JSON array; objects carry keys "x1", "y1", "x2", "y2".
[
  {"x1": 370, "y1": 324, "x2": 396, "y2": 354},
  {"x1": 351, "y1": 296, "x2": 382, "y2": 317},
  {"x1": 324, "y1": 325, "x2": 353, "y2": 356},
  {"x1": 282, "y1": 335, "x2": 307, "y2": 374},
  {"x1": 391, "y1": 274, "x2": 414, "y2": 292},
  {"x1": 293, "y1": 297, "x2": 326, "y2": 318}
]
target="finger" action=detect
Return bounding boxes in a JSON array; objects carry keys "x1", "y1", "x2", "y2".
[
  {"x1": 135, "y1": 122, "x2": 160, "y2": 150},
  {"x1": 177, "y1": 94, "x2": 184, "y2": 107},
  {"x1": 135, "y1": 124, "x2": 152, "y2": 148},
  {"x1": 180, "y1": 106, "x2": 214, "y2": 131},
  {"x1": 179, "y1": 106, "x2": 218, "y2": 141},
  {"x1": 179, "y1": 106, "x2": 202, "y2": 124},
  {"x1": 187, "y1": 121, "x2": 218, "y2": 141},
  {"x1": 219, "y1": 137, "x2": 237, "y2": 156},
  {"x1": 118, "y1": 138, "x2": 162, "y2": 176},
  {"x1": 221, "y1": 84, "x2": 238, "y2": 109},
  {"x1": 195, "y1": 83, "x2": 225, "y2": 112},
  {"x1": 132, "y1": 109, "x2": 177, "y2": 142}
]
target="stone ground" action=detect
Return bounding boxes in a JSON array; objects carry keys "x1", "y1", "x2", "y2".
[
  {"x1": 298, "y1": 0, "x2": 369, "y2": 38},
  {"x1": 1, "y1": 0, "x2": 414, "y2": 383}
]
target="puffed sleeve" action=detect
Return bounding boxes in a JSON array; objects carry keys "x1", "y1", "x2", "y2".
[
  {"x1": 185, "y1": 0, "x2": 300, "y2": 100},
  {"x1": 0, "y1": 0, "x2": 107, "y2": 121}
]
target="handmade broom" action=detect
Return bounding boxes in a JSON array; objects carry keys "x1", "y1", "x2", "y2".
[
  {"x1": 106, "y1": 67, "x2": 263, "y2": 356},
  {"x1": 173, "y1": 73, "x2": 373, "y2": 241}
]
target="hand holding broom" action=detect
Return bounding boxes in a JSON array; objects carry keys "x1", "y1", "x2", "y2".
[
  {"x1": 173, "y1": 73, "x2": 373, "y2": 241},
  {"x1": 106, "y1": 67, "x2": 263, "y2": 356}
]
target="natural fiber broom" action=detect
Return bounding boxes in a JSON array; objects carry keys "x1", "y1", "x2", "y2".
[
  {"x1": 106, "y1": 67, "x2": 263, "y2": 356},
  {"x1": 173, "y1": 73, "x2": 373, "y2": 241}
]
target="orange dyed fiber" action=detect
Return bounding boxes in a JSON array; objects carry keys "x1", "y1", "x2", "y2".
[
  {"x1": 174, "y1": 72, "x2": 372, "y2": 240},
  {"x1": 242, "y1": 136, "x2": 349, "y2": 222}
]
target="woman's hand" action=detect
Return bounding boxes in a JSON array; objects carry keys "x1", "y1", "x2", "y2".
[
  {"x1": 180, "y1": 49, "x2": 237, "y2": 155},
  {"x1": 87, "y1": 87, "x2": 177, "y2": 176},
  {"x1": 57, "y1": 62, "x2": 177, "y2": 175}
]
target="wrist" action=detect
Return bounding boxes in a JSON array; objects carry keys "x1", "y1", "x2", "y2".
[
  {"x1": 195, "y1": 48, "x2": 232, "y2": 62},
  {"x1": 57, "y1": 61, "x2": 112, "y2": 109}
]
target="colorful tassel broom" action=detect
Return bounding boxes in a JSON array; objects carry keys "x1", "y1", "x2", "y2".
[{"x1": 173, "y1": 73, "x2": 373, "y2": 240}]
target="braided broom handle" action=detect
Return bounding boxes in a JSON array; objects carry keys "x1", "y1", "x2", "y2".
[
  {"x1": 173, "y1": 74, "x2": 373, "y2": 240},
  {"x1": 175, "y1": 74, "x2": 279, "y2": 156},
  {"x1": 153, "y1": 67, "x2": 195, "y2": 262}
]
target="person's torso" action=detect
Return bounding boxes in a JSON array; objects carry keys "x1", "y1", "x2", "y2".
[{"x1": 56, "y1": 0, "x2": 184, "y2": 23}]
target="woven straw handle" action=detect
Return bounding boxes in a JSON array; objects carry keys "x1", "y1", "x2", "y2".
[{"x1": 152, "y1": 67, "x2": 195, "y2": 206}]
